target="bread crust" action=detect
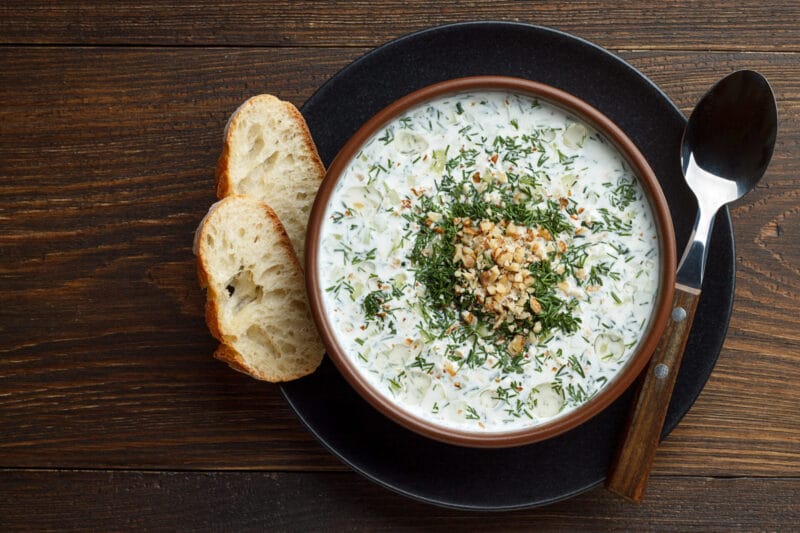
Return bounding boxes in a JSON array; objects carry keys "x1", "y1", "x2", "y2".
[
  {"x1": 214, "y1": 95, "x2": 325, "y2": 201},
  {"x1": 213, "y1": 344, "x2": 260, "y2": 379},
  {"x1": 213, "y1": 341, "x2": 319, "y2": 383}
]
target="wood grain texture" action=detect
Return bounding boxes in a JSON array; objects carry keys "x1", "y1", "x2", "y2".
[
  {"x1": 608, "y1": 288, "x2": 701, "y2": 502},
  {"x1": 0, "y1": 470, "x2": 797, "y2": 530},
  {"x1": 1, "y1": 47, "x2": 799, "y2": 476},
  {"x1": 0, "y1": 1, "x2": 799, "y2": 52}
]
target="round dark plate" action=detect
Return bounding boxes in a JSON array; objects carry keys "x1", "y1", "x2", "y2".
[{"x1": 282, "y1": 22, "x2": 735, "y2": 511}]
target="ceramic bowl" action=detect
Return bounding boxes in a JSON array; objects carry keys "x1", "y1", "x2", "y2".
[{"x1": 305, "y1": 76, "x2": 676, "y2": 448}]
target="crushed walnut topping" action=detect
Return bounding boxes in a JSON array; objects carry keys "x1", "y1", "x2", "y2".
[{"x1": 453, "y1": 218, "x2": 549, "y2": 334}]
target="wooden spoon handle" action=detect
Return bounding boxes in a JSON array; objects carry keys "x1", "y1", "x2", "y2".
[{"x1": 606, "y1": 285, "x2": 701, "y2": 502}]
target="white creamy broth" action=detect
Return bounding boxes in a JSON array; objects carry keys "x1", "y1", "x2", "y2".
[{"x1": 319, "y1": 91, "x2": 660, "y2": 431}]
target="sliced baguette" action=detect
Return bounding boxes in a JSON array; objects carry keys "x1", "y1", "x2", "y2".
[
  {"x1": 216, "y1": 94, "x2": 325, "y2": 262},
  {"x1": 194, "y1": 195, "x2": 324, "y2": 382}
]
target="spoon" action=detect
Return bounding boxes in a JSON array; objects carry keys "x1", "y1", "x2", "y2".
[{"x1": 606, "y1": 70, "x2": 778, "y2": 502}]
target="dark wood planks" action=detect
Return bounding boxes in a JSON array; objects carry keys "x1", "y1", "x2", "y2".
[
  {"x1": 1, "y1": 47, "x2": 799, "y2": 476},
  {"x1": 1, "y1": 1, "x2": 799, "y2": 52},
  {"x1": 0, "y1": 470, "x2": 797, "y2": 530},
  {"x1": 0, "y1": 46, "x2": 359, "y2": 470}
]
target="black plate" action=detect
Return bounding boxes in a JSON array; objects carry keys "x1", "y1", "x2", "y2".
[{"x1": 282, "y1": 22, "x2": 735, "y2": 510}]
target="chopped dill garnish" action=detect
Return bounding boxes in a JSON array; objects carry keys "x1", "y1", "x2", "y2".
[
  {"x1": 504, "y1": 398, "x2": 533, "y2": 419},
  {"x1": 566, "y1": 383, "x2": 589, "y2": 403},
  {"x1": 378, "y1": 127, "x2": 395, "y2": 145},
  {"x1": 388, "y1": 377, "x2": 402, "y2": 391},
  {"x1": 408, "y1": 215, "x2": 457, "y2": 308},
  {"x1": 493, "y1": 385, "x2": 519, "y2": 404},
  {"x1": 611, "y1": 178, "x2": 638, "y2": 209},
  {"x1": 409, "y1": 355, "x2": 434, "y2": 373},
  {"x1": 557, "y1": 149, "x2": 577, "y2": 165},
  {"x1": 591, "y1": 208, "x2": 633, "y2": 233},
  {"x1": 586, "y1": 262, "x2": 619, "y2": 286},
  {"x1": 568, "y1": 354, "x2": 586, "y2": 378},
  {"x1": 325, "y1": 279, "x2": 354, "y2": 300},
  {"x1": 361, "y1": 290, "x2": 385, "y2": 320}
]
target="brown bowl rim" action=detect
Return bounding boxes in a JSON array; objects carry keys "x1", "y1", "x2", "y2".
[{"x1": 305, "y1": 76, "x2": 676, "y2": 448}]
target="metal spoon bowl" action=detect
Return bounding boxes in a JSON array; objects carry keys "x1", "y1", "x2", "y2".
[{"x1": 678, "y1": 70, "x2": 779, "y2": 287}]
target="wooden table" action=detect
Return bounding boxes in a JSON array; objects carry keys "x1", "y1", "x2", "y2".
[{"x1": 2, "y1": 2, "x2": 798, "y2": 529}]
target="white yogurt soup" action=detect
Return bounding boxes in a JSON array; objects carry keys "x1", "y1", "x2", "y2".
[{"x1": 318, "y1": 90, "x2": 660, "y2": 432}]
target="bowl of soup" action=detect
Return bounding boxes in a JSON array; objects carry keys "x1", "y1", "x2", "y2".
[{"x1": 305, "y1": 76, "x2": 676, "y2": 447}]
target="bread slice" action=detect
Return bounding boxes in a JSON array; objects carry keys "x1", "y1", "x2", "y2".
[
  {"x1": 194, "y1": 195, "x2": 324, "y2": 382},
  {"x1": 216, "y1": 94, "x2": 325, "y2": 263}
]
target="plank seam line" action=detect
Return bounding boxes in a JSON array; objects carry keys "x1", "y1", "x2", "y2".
[
  {"x1": 0, "y1": 43, "x2": 799, "y2": 54},
  {"x1": 0, "y1": 468, "x2": 797, "y2": 479}
]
